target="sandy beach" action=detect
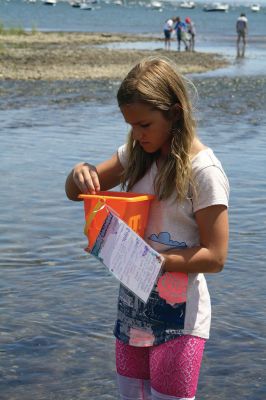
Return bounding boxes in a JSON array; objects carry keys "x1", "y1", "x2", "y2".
[{"x1": 0, "y1": 32, "x2": 229, "y2": 80}]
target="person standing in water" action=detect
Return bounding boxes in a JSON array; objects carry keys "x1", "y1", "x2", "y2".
[
  {"x1": 236, "y1": 12, "x2": 248, "y2": 57},
  {"x1": 174, "y1": 16, "x2": 189, "y2": 51},
  {"x1": 65, "y1": 57, "x2": 229, "y2": 400},
  {"x1": 185, "y1": 17, "x2": 196, "y2": 52},
  {"x1": 163, "y1": 17, "x2": 174, "y2": 50}
]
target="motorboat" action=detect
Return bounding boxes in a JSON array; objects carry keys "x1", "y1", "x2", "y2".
[
  {"x1": 180, "y1": 1, "x2": 196, "y2": 9},
  {"x1": 113, "y1": 0, "x2": 124, "y2": 5},
  {"x1": 70, "y1": 0, "x2": 81, "y2": 7},
  {"x1": 80, "y1": 0, "x2": 93, "y2": 9},
  {"x1": 250, "y1": 3, "x2": 260, "y2": 11},
  {"x1": 203, "y1": 2, "x2": 229, "y2": 11},
  {"x1": 43, "y1": 0, "x2": 56, "y2": 4},
  {"x1": 150, "y1": 0, "x2": 163, "y2": 9},
  {"x1": 80, "y1": 3, "x2": 92, "y2": 8},
  {"x1": 70, "y1": 0, "x2": 95, "y2": 8},
  {"x1": 43, "y1": 0, "x2": 56, "y2": 5}
]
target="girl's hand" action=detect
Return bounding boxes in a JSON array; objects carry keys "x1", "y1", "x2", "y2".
[
  {"x1": 65, "y1": 152, "x2": 123, "y2": 201},
  {"x1": 72, "y1": 162, "x2": 100, "y2": 195}
]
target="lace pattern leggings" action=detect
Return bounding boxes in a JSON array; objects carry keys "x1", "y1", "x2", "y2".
[{"x1": 116, "y1": 335, "x2": 206, "y2": 400}]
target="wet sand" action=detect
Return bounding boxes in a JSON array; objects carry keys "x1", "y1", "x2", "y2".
[{"x1": 0, "y1": 32, "x2": 229, "y2": 80}]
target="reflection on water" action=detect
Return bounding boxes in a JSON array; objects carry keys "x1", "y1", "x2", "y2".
[
  {"x1": 0, "y1": 77, "x2": 265, "y2": 399},
  {"x1": 96, "y1": 39, "x2": 266, "y2": 78}
]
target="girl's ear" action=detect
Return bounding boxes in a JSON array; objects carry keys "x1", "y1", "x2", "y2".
[{"x1": 169, "y1": 103, "x2": 182, "y2": 122}]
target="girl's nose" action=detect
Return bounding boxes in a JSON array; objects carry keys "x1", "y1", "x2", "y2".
[{"x1": 132, "y1": 127, "x2": 143, "y2": 141}]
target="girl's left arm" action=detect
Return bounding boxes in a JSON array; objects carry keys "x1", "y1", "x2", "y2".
[{"x1": 161, "y1": 204, "x2": 229, "y2": 274}]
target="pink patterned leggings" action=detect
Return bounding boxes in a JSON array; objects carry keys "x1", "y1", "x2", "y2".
[{"x1": 116, "y1": 335, "x2": 206, "y2": 400}]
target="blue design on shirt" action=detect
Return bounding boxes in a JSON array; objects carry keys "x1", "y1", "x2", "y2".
[{"x1": 149, "y1": 232, "x2": 187, "y2": 249}]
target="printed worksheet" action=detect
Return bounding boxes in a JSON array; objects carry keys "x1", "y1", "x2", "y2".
[{"x1": 90, "y1": 211, "x2": 163, "y2": 303}]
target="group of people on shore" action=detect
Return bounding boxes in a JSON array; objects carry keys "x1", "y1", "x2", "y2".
[
  {"x1": 163, "y1": 16, "x2": 196, "y2": 52},
  {"x1": 164, "y1": 12, "x2": 249, "y2": 57}
]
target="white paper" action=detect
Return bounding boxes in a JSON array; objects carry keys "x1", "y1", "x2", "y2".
[{"x1": 90, "y1": 211, "x2": 163, "y2": 303}]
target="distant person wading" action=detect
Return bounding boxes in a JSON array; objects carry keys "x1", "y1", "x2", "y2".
[
  {"x1": 236, "y1": 13, "x2": 248, "y2": 57},
  {"x1": 185, "y1": 17, "x2": 196, "y2": 52},
  {"x1": 163, "y1": 17, "x2": 174, "y2": 50},
  {"x1": 174, "y1": 16, "x2": 189, "y2": 51}
]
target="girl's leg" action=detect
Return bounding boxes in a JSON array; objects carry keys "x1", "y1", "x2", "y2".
[
  {"x1": 116, "y1": 339, "x2": 152, "y2": 400},
  {"x1": 150, "y1": 335, "x2": 206, "y2": 400}
]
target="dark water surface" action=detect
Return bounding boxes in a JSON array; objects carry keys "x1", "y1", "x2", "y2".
[{"x1": 0, "y1": 73, "x2": 266, "y2": 399}]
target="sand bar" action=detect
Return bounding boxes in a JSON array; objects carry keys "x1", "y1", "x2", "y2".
[{"x1": 0, "y1": 32, "x2": 229, "y2": 80}]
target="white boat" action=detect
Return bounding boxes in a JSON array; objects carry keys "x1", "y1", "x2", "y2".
[
  {"x1": 43, "y1": 0, "x2": 56, "y2": 5},
  {"x1": 250, "y1": 3, "x2": 260, "y2": 11},
  {"x1": 71, "y1": 0, "x2": 95, "y2": 7},
  {"x1": 180, "y1": 1, "x2": 195, "y2": 9},
  {"x1": 113, "y1": 0, "x2": 124, "y2": 5},
  {"x1": 80, "y1": 3, "x2": 92, "y2": 8},
  {"x1": 70, "y1": 0, "x2": 81, "y2": 7},
  {"x1": 80, "y1": 0, "x2": 93, "y2": 9},
  {"x1": 203, "y1": 2, "x2": 229, "y2": 11},
  {"x1": 150, "y1": 0, "x2": 163, "y2": 9}
]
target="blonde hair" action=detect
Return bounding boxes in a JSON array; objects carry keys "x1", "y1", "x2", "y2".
[{"x1": 117, "y1": 57, "x2": 197, "y2": 201}]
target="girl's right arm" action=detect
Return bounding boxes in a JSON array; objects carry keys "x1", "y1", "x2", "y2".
[{"x1": 65, "y1": 152, "x2": 124, "y2": 201}]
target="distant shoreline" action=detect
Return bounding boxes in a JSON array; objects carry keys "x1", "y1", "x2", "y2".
[{"x1": 0, "y1": 31, "x2": 229, "y2": 80}]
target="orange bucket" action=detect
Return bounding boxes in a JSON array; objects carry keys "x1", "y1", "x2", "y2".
[{"x1": 79, "y1": 191, "x2": 154, "y2": 250}]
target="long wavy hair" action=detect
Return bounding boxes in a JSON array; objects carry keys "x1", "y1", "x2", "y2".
[{"x1": 117, "y1": 57, "x2": 197, "y2": 201}]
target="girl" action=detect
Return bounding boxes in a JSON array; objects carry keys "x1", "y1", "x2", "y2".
[{"x1": 65, "y1": 57, "x2": 229, "y2": 400}]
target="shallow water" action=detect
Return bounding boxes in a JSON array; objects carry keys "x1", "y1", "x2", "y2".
[{"x1": 1, "y1": 74, "x2": 265, "y2": 399}]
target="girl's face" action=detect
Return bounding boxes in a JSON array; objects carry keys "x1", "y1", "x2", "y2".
[{"x1": 120, "y1": 102, "x2": 174, "y2": 157}]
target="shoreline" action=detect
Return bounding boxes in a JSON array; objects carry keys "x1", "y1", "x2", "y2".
[{"x1": 0, "y1": 32, "x2": 229, "y2": 80}]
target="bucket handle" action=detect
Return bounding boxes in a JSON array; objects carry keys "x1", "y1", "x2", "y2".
[
  {"x1": 83, "y1": 198, "x2": 107, "y2": 237},
  {"x1": 83, "y1": 197, "x2": 121, "y2": 237}
]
